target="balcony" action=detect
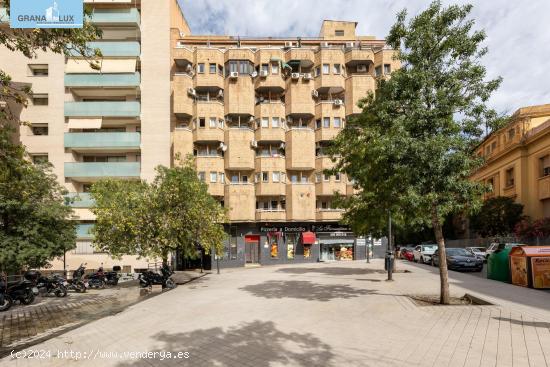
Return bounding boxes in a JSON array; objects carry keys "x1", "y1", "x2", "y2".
[
  {"x1": 314, "y1": 49, "x2": 345, "y2": 93},
  {"x1": 538, "y1": 176, "x2": 550, "y2": 200},
  {"x1": 314, "y1": 73, "x2": 345, "y2": 94},
  {"x1": 256, "y1": 210, "x2": 286, "y2": 222},
  {"x1": 346, "y1": 184, "x2": 359, "y2": 196},
  {"x1": 316, "y1": 209, "x2": 344, "y2": 221},
  {"x1": 196, "y1": 155, "x2": 225, "y2": 196},
  {"x1": 194, "y1": 73, "x2": 224, "y2": 90},
  {"x1": 345, "y1": 49, "x2": 375, "y2": 65},
  {"x1": 315, "y1": 102, "x2": 345, "y2": 141},
  {"x1": 255, "y1": 155, "x2": 285, "y2": 172},
  {"x1": 225, "y1": 128, "x2": 255, "y2": 170},
  {"x1": 68, "y1": 41, "x2": 141, "y2": 57},
  {"x1": 316, "y1": 181, "x2": 347, "y2": 196},
  {"x1": 503, "y1": 185, "x2": 517, "y2": 198},
  {"x1": 225, "y1": 184, "x2": 255, "y2": 222},
  {"x1": 286, "y1": 183, "x2": 315, "y2": 221},
  {"x1": 64, "y1": 101, "x2": 140, "y2": 118},
  {"x1": 64, "y1": 132, "x2": 141, "y2": 152},
  {"x1": 0, "y1": 7, "x2": 8, "y2": 23},
  {"x1": 254, "y1": 74, "x2": 285, "y2": 92},
  {"x1": 193, "y1": 127, "x2": 224, "y2": 142},
  {"x1": 64, "y1": 162, "x2": 140, "y2": 181},
  {"x1": 65, "y1": 193, "x2": 95, "y2": 208},
  {"x1": 88, "y1": 8, "x2": 140, "y2": 26},
  {"x1": 285, "y1": 49, "x2": 315, "y2": 68},
  {"x1": 173, "y1": 47, "x2": 193, "y2": 63},
  {"x1": 345, "y1": 75, "x2": 375, "y2": 116},
  {"x1": 285, "y1": 129, "x2": 315, "y2": 170},
  {"x1": 76, "y1": 223, "x2": 94, "y2": 240},
  {"x1": 285, "y1": 79, "x2": 314, "y2": 116},
  {"x1": 173, "y1": 128, "x2": 193, "y2": 159},
  {"x1": 65, "y1": 72, "x2": 140, "y2": 88},
  {"x1": 255, "y1": 181, "x2": 286, "y2": 196},
  {"x1": 224, "y1": 78, "x2": 255, "y2": 115},
  {"x1": 173, "y1": 74, "x2": 194, "y2": 117}
]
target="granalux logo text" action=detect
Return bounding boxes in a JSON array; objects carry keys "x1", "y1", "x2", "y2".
[{"x1": 10, "y1": 0, "x2": 83, "y2": 29}]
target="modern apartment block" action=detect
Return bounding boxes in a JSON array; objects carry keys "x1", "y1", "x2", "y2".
[
  {"x1": 0, "y1": 0, "x2": 188, "y2": 271},
  {"x1": 472, "y1": 104, "x2": 550, "y2": 220},
  {"x1": 171, "y1": 20, "x2": 399, "y2": 268}
]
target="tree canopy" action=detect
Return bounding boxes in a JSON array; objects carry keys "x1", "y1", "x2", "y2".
[
  {"x1": 90, "y1": 157, "x2": 227, "y2": 262},
  {"x1": 330, "y1": 1, "x2": 501, "y2": 304},
  {"x1": 470, "y1": 196, "x2": 524, "y2": 237}
]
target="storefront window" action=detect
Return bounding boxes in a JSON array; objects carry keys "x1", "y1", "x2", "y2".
[
  {"x1": 287, "y1": 235, "x2": 295, "y2": 260},
  {"x1": 268, "y1": 232, "x2": 280, "y2": 258},
  {"x1": 304, "y1": 245, "x2": 311, "y2": 258},
  {"x1": 230, "y1": 236, "x2": 238, "y2": 260},
  {"x1": 337, "y1": 245, "x2": 353, "y2": 260}
]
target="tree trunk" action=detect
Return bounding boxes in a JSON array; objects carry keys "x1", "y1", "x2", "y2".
[{"x1": 432, "y1": 206, "x2": 450, "y2": 305}]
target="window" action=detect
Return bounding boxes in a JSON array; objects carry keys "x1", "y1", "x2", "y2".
[
  {"x1": 231, "y1": 174, "x2": 239, "y2": 183},
  {"x1": 333, "y1": 64, "x2": 341, "y2": 74},
  {"x1": 261, "y1": 64, "x2": 269, "y2": 73},
  {"x1": 301, "y1": 174, "x2": 308, "y2": 183},
  {"x1": 322, "y1": 64, "x2": 330, "y2": 74},
  {"x1": 31, "y1": 125, "x2": 48, "y2": 135},
  {"x1": 315, "y1": 66, "x2": 321, "y2": 77},
  {"x1": 323, "y1": 173, "x2": 330, "y2": 182},
  {"x1": 316, "y1": 119, "x2": 321, "y2": 129},
  {"x1": 197, "y1": 63, "x2": 205, "y2": 73},
  {"x1": 272, "y1": 172, "x2": 280, "y2": 182},
  {"x1": 321, "y1": 201, "x2": 328, "y2": 209},
  {"x1": 210, "y1": 172, "x2": 217, "y2": 183},
  {"x1": 31, "y1": 154, "x2": 48, "y2": 164},
  {"x1": 334, "y1": 117, "x2": 341, "y2": 128},
  {"x1": 323, "y1": 117, "x2": 330, "y2": 128},
  {"x1": 271, "y1": 63, "x2": 279, "y2": 74},
  {"x1": 209, "y1": 63, "x2": 216, "y2": 74},
  {"x1": 219, "y1": 119, "x2": 225, "y2": 128},
  {"x1": 375, "y1": 66, "x2": 382, "y2": 77},
  {"x1": 242, "y1": 175, "x2": 248, "y2": 183},
  {"x1": 228, "y1": 61, "x2": 238, "y2": 74},
  {"x1": 335, "y1": 30, "x2": 344, "y2": 36},
  {"x1": 290, "y1": 174, "x2": 298, "y2": 183},
  {"x1": 28, "y1": 64, "x2": 48, "y2": 76},
  {"x1": 335, "y1": 172, "x2": 341, "y2": 182},
  {"x1": 198, "y1": 172, "x2": 206, "y2": 182},
  {"x1": 261, "y1": 117, "x2": 269, "y2": 128},
  {"x1": 269, "y1": 233, "x2": 278, "y2": 258},
  {"x1": 272, "y1": 117, "x2": 280, "y2": 128},
  {"x1": 198, "y1": 117, "x2": 206, "y2": 128},
  {"x1": 220, "y1": 172, "x2": 225, "y2": 183},
  {"x1": 508, "y1": 128, "x2": 516, "y2": 141},
  {"x1": 384, "y1": 64, "x2": 391, "y2": 74},
  {"x1": 315, "y1": 173, "x2": 321, "y2": 183},
  {"x1": 540, "y1": 155, "x2": 550, "y2": 177},
  {"x1": 262, "y1": 171, "x2": 269, "y2": 182},
  {"x1": 505, "y1": 168, "x2": 514, "y2": 187},
  {"x1": 239, "y1": 60, "x2": 252, "y2": 75},
  {"x1": 32, "y1": 94, "x2": 48, "y2": 106},
  {"x1": 218, "y1": 65, "x2": 224, "y2": 76},
  {"x1": 207, "y1": 117, "x2": 216, "y2": 128},
  {"x1": 230, "y1": 236, "x2": 237, "y2": 260},
  {"x1": 487, "y1": 178, "x2": 494, "y2": 191},
  {"x1": 83, "y1": 184, "x2": 92, "y2": 192},
  {"x1": 281, "y1": 172, "x2": 286, "y2": 183}
]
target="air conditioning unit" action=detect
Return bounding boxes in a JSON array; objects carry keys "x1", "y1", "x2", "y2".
[
  {"x1": 357, "y1": 64, "x2": 367, "y2": 72},
  {"x1": 303, "y1": 73, "x2": 312, "y2": 80},
  {"x1": 250, "y1": 140, "x2": 258, "y2": 148},
  {"x1": 187, "y1": 87, "x2": 196, "y2": 96},
  {"x1": 259, "y1": 70, "x2": 268, "y2": 77},
  {"x1": 280, "y1": 142, "x2": 286, "y2": 149},
  {"x1": 229, "y1": 71, "x2": 239, "y2": 79},
  {"x1": 284, "y1": 41, "x2": 294, "y2": 48},
  {"x1": 321, "y1": 42, "x2": 329, "y2": 48},
  {"x1": 0, "y1": 101, "x2": 6, "y2": 109},
  {"x1": 345, "y1": 42, "x2": 355, "y2": 48},
  {"x1": 333, "y1": 99, "x2": 343, "y2": 106},
  {"x1": 176, "y1": 41, "x2": 185, "y2": 47},
  {"x1": 287, "y1": 116, "x2": 293, "y2": 123},
  {"x1": 311, "y1": 90, "x2": 319, "y2": 98},
  {"x1": 218, "y1": 89, "x2": 224, "y2": 97},
  {"x1": 291, "y1": 73, "x2": 300, "y2": 80},
  {"x1": 259, "y1": 96, "x2": 265, "y2": 103},
  {"x1": 186, "y1": 64, "x2": 192, "y2": 72},
  {"x1": 218, "y1": 142, "x2": 227, "y2": 151},
  {"x1": 251, "y1": 71, "x2": 258, "y2": 78},
  {"x1": 249, "y1": 116, "x2": 255, "y2": 122}
]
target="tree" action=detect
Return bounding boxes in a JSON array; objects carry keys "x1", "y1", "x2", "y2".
[
  {"x1": 0, "y1": 128, "x2": 77, "y2": 272},
  {"x1": 90, "y1": 157, "x2": 227, "y2": 263},
  {"x1": 470, "y1": 197, "x2": 524, "y2": 237},
  {"x1": 330, "y1": 1, "x2": 500, "y2": 304}
]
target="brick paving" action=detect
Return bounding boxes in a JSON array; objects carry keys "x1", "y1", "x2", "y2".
[{"x1": 0, "y1": 260, "x2": 549, "y2": 366}]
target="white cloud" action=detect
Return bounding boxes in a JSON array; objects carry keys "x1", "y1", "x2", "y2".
[{"x1": 178, "y1": 0, "x2": 550, "y2": 114}]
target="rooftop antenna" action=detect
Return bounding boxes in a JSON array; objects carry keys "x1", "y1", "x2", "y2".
[
  {"x1": 237, "y1": 36, "x2": 241, "y2": 48},
  {"x1": 297, "y1": 37, "x2": 302, "y2": 48}
]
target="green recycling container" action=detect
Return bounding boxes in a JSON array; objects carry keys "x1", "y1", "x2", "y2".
[{"x1": 487, "y1": 245, "x2": 513, "y2": 282}]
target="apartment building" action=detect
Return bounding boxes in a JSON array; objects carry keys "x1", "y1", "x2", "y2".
[
  {"x1": 0, "y1": 0, "x2": 188, "y2": 271},
  {"x1": 472, "y1": 104, "x2": 550, "y2": 220},
  {"x1": 172, "y1": 20, "x2": 399, "y2": 268}
]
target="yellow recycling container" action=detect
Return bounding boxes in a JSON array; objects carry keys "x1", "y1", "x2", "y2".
[{"x1": 509, "y1": 246, "x2": 550, "y2": 289}]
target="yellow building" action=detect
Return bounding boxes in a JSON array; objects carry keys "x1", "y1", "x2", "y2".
[
  {"x1": 172, "y1": 20, "x2": 398, "y2": 266},
  {"x1": 472, "y1": 104, "x2": 550, "y2": 220}
]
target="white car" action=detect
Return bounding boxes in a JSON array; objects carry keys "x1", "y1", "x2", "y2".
[
  {"x1": 413, "y1": 244, "x2": 438, "y2": 264},
  {"x1": 485, "y1": 243, "x2": 522, "y2": 260},
  {"x1": 465, "y1": 246, "x2": 486, "y2": 261}
]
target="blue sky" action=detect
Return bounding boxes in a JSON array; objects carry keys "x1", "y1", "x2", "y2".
[{"x1": 177, "y1": 0, "x2": 550, "y2": 115}]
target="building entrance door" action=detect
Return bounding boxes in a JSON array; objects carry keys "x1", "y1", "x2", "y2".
[{"x1": 245, "y1": 235, "x2": 260, "y2": 263}]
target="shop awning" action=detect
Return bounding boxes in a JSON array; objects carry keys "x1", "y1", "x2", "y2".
[
  {"x1": 301, "y1": 231, "x2": 316, "y2": 245},
  {"x1": 67, "y1": 118, "x2": 102, "y2": 129}
]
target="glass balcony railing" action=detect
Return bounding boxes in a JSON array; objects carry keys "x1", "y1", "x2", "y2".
[
  {"x1": 65, "y1": 193, "x2": 95, "y2": 208},
  {"x1": 64, "y1": 162, "x2": 141, "y2": 179},
  {"x1": 0, "y1": 8, "x2": 8, "y2": 23},
  {"x1": 64, "y1": 132, "x2": 141, "y2": 150},
  {"x1": 68, "y1": 41, "x2": 141, "y2": 57},
  {"x1": 64, "y1": 101, "x2": 140, "y2": 117},
  {"x1": 65, "y1": 72, "x2": 140, "y2": 88},
  {"x1": 76, "y1": 223, "x2": 94, "y2": 239},
  {"x1": 88, "y1": 8, "x2": 140, "y2": 25}
]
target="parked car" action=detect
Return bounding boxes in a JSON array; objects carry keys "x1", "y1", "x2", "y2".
[
  {"x1": 485, "y1": 243, "x2": 521, "y2": 261},
  {"x1": 465, "y1": 247, "x2": 487, "y2": 261},
  {"x1": 400, "y1": 246, "x2": 415, "y2": 261},
  {"x1": 431, "y1": 248, "x2": 483, "y2": 272},
  {"x1": 413, "y1": 244, "x2": 438, "y2": 264}
]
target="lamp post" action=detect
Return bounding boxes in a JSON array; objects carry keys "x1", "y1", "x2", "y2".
[{"x1": 387, "y1": 211, "x2": 393, "y2": 281}]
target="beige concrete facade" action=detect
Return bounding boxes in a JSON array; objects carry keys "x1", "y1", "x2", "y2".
[
  {"x1": 172, "y1": 20, "x2": 396, "y2": 224},
  {"x1": 471, "y1": 104, "x2": 550, "y2": 220}
]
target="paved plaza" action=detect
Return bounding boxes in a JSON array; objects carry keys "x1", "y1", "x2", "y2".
[{"x1": 1, "y1": 260, "x2": 549, "y2": 367}]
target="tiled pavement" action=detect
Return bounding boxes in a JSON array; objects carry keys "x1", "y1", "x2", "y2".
[{"x1": 1, "y1": 260, "x2": 549, "y2": 366}]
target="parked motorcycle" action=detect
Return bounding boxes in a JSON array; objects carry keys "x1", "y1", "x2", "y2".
[
  {"x1": 7, "y1": 275, "x2": 35, "y2": 305},
  {"x1": 138, "y1": 263, "x2": 176, "y2": 289},
  {"x1": 64, "y1": 264, "x2": 87, "y2": 293},
  {"x1": 86, "y1": 266, "x2": 119, "y2": 289},
  {"x1": 25, "y1": 271, "x2": 67, "y2": 297},
  {"x1": 0, "y1": 274, "x2": 13, "y2": 312}
]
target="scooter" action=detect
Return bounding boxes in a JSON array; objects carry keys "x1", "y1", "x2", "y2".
[
  {"x1": 138, "y1": 263, "x2": 176, "y2": 289},
  {"x1": 0, "y1": 274, "x2": 13, "y2": 312},
  {"x1": 86, "y1": 266, "x2": 120, "y2": 289},
  {"x1": 7, "y1": 276, "x2": 35, "y2": 305},
  {"x1": 25, "y1": 271, "x2": 67, "y2": 297},
  {"x1": 64, "y1": 264, "x2": 87, "y2": 293}
]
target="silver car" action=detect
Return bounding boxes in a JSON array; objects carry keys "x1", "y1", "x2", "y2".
[
  {"x1": 413, "y1": 244, "x2": 438, "y2": 264},
  {"x1": 465, "y1": 246, "x2": 486, "y2": 261}
]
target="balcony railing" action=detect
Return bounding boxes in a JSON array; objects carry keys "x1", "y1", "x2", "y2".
[
  {"x1": 64, "y1": 162, "x2": 140, "y2": 179},
  {"x1": 76, "y1": 223, "x2": 94, "y2": 240},
  {"x1": 68, "y1": 41, "x2": 141, "y2": 57},
  {"x1": 65, "y1": 193, "x2": 95, "y2": 208},
  {"x1": 65, "y1": 101, "x2": 140, "y2": 117},
  {"x1": 88, "y1": 8, "x2": 140, "y2": 25},
  {"x1": 64, "y1": 132, "x2": 141, "y2": 150},
  {"x1": 65, "y1": 72, "x2": 140, "y2": 88}
]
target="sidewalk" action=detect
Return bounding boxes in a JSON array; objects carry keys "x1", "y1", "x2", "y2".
[{"x1": 0, "y1": 260, "x2": 548, "y2": 366}]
